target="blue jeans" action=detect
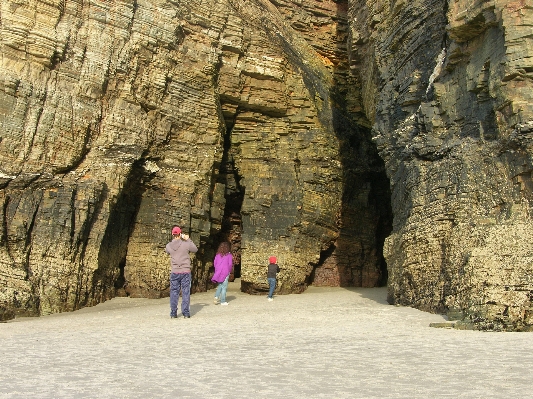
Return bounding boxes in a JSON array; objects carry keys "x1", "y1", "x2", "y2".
[
  {"x1": 170, "y1": 272, "x2": 191, "y2": 317},
  {"x1": 214, "y1": 275, "x2": 230, "y2": 303},
  {"x1": 267, "y1": 277, "x2": 276, "y2": 298}
]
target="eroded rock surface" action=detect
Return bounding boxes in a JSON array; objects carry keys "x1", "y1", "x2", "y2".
[
  {"x1": 349, "y1": 0, "x2": 533, "y2": 330},
  {"x1": 0, "y1": 0, "x2": 389, "y2": 321},
  {"x1": 1, "y1": 0, "x2": 532, "y2": 330}
]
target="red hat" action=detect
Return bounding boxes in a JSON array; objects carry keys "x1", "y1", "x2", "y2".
[
  {"x1": 269, "y1": 256, "x2": 277, "y2": 264},
  {"x1": 172, "y1": 226, "x2": 181, "y2": 235}
]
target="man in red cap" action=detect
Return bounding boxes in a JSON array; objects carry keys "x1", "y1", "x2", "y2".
[
  {"x1": 267, "y1": 256, "x2": 280, "y2": 301},
  {"x1": 165, "y1": 226, "x2": 198, "y2": 318}
]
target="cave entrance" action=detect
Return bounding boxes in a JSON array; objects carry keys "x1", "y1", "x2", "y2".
[
  {"x1": 304, "y1": 104, "x2": 393, "y2": 288},
  {"x1": 300, "y1": 0, "x2": 394, "y2": 289},
  {"x1": 213, "y1": 112, "x2": 244, "y2": 281},
  {"x1": 219, "y1": 195, "x2": 243, "y2": 280},
  {"x1": 305, "y1": 168, "x2": 392, "y2": 288}
]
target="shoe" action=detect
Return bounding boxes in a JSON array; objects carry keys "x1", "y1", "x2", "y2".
[
  {"x1": 214, "y1": 297, "x2": 219, "y2": 304},
  {"x1": 267, "y1": 297, "x2": 273, "y2": 302},
  {"x1": 170, "y1": 315, "x2": 178, "y2": 319},
  {"x1": 220, "y1": 302, "x2": 229, "y2": 306},
  {"x1": 183, "y1": 315, "x2": 191, "y2": 318}
]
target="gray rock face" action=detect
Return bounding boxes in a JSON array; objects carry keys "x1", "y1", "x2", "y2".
[
  {"x1": 1, "y1": 0, "x2": 532, "y2": 330},
  {"x1": 349, "y1": 0, "x2": 533, "y2": 330}
]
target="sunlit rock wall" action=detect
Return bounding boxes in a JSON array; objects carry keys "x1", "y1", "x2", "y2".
[
  {"x1": 0, "y1": 0, "x2": 390, "y2": 320},
  {"x1": 3, "y1": 0, "x2": 531, "y2": 331}
]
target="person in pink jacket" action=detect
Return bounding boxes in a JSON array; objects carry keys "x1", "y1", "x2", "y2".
[{"x1": 212, "y1": 242, "x2": 233, "y2": 305}]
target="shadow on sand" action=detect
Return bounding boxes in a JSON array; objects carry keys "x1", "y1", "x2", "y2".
[{"x1": 340, "y1": 286, "x2": 389, "y2": 305}]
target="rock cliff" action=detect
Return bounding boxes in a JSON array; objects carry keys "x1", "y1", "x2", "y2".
[
  {"x1": 350, "y1": 0, "x2": 533, "y2": 330},
  {"x1": 0, "y1": 0, "x2": 531, "y2": 330}
]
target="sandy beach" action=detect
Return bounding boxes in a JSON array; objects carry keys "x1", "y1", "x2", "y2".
[{"x1": 1, "y1": 280, "x2": 532, "y2": 398}]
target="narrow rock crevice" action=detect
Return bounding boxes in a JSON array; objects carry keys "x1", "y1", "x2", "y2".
[
  {"x1": 1, "y1": 195, "x2": 14, "y2": 263},
  {"x1": 213, "y1": 112, "x2": 244, "y2": 280}
]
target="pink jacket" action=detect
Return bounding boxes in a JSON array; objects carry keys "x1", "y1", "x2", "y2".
[{"x1": 212, "y1": 253, "x2": 233, "y2": 283}]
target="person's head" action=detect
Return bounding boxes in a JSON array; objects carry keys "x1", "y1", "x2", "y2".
[
  {"x1": 269, "y1": 256, "x2": 277, "y2": 264},
  {"x1": 217, "y1": 242, "x2": 230, "y2": 255},
  {"x1": 172, "y1": 226, "x2": 181, "y2": 238}
]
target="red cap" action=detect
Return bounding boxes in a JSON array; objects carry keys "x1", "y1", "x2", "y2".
[
  {"x1": 172, "y1": 226, "x2": 181, "y2": 235},
  {"x1": 269, "y1": 256, "x2": 277, "y2": 264}
]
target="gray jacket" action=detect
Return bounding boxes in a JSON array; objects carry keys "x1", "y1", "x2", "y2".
[{"x1": 165, "y1": 238, "x2": 198, "y2": 274}]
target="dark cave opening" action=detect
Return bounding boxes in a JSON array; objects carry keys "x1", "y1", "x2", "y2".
[
  {"x1": 369, "y1": 171, "x2": 393, "y2": 287},
  {"x1": 114, "y1": 259, "x2": 126, "y2": 291},
  {"x1": 303, "y1": 0, "x2": 393, "y2": 289},
  {"x1": 220, "y1": 195, "x2": 243, "y2": 279},
  {"x1": 213, "y1": 113, "x2": 245, "y2": 280},
  {"x1": 325, "y1": 110, "x2": 393, "y2": 288}
]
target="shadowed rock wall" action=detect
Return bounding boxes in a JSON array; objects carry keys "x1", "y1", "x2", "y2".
[{"x1": 349, "y1": 0, "x2": 533, "y2": 330}]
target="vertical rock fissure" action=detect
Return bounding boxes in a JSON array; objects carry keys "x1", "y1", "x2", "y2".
[
  {"x1": 308, "y1": 0, "x2": 393, "y2": 288},
  {"x1": 217, "y1": 116, "x2": 244, "y2": 280},
  {"x1": 369, "y1": 171, "x2": 393, "y2": 287},
  {"x1": 1, "y1": 195, "x2": 14, "y2": 263}
]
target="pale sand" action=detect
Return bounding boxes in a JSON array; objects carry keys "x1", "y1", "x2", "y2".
[{"x1": 1, "y1": 280, "x2": 532, "y2": 398}]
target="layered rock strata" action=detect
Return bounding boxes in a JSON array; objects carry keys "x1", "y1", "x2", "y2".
[
  {"x1": 0, "y1": 0, "x2": 389, "y2": 321},
  {"x1": 1, "y1": 0, "x2": 532, "y2": 331},
  {"x1": 349, "y1": 0, "x2": 533, "y2": 330}
]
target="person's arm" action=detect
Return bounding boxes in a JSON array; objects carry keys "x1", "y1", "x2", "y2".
[
  {"x1": 226, "y1": 254, "x2": 234, "y2": 277},
  {"x1": 188, "y1": 240, "x2": 198, "y2": 253},
  {"x1": 181, "y1": 234, "x2": 198, "y2": 253}
]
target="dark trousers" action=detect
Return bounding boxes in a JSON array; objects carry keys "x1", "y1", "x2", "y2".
[{"x1": 170, "y1": 272, "x2": 191, "y2": 317}]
